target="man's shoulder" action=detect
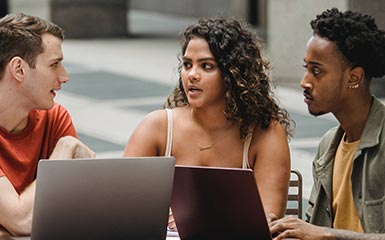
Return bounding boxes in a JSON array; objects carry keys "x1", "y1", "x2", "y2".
[
  {"x1": 319, "y1": 126, "x2": 339, "y2": 143},
  {"x1": 314, "y1": 125, "x2": 340, "y2": 157},
  {"x1": 371, "y1": 97, "x2": 385, "y2": 114}
]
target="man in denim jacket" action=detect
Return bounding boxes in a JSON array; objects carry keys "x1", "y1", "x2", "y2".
[{"x1": 270, "y1": 8, "x2": 385, "y2": 240}]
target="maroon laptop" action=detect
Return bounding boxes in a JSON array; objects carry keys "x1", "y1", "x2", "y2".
[{"x1": 171, "y1": 165, "x2": 272, "y2": 240}]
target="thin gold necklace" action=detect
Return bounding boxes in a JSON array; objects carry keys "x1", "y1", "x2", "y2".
[{"x1": 190, "y1": 110, "x2": 232, "y2": 151}]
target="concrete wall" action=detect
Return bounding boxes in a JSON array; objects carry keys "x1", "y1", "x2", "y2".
[
  {"x1": 50, "y1": 0, "x2": 128, "y2": 38},
  {"x1": 267, "y1": 0, "x2": 385, "y2": 87},
  {"x1": 349, "y1": 0, "x2": 385, "y2": 30},
  {"x1": 348, "y1": 0, "x2": 385, "y2": 96},
  {"x1": 9, "y1": 0, "x2": 50, "y2": 19},
  {"x1": 10, "y1": 0, "x2": 129, "y2": 38},
  {"x1": 130, "y1": 0, "x2": 247, "y2": 18},
  {"x1": 267, "y1": 0, "x2": 347, "y2": 87}
]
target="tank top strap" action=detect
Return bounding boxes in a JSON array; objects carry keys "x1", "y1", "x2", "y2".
[
  {"x1": 242, "y1": 127, "x2": 255, "y2": 169},
  {"x1": 165, "y1": 108, "x2": 173, "y2": 157}
]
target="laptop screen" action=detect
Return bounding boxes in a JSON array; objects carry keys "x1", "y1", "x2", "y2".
[{"x1": 171, "y1": 165, "x2": 272, "y2": 240}]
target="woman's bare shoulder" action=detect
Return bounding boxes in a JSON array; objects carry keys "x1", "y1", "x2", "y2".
[
  {"x1": 142, "y1": 109, "x2": 167, "y2": 127},
  {"x1": 250, "y1": 121, "x2": 289, "y2": 158},
  {"x1": 136, "y1": 107, "x2": 188, "y2": 133},
  {"x1": 124, "y1": 109, "x2": 168, "y2": 156},
  {"x1": 253, "y1": 121, "x2": 288, "y2": 142},
  {"x1": 129, "y1": 109, "x2": 168, "y2": 137}
]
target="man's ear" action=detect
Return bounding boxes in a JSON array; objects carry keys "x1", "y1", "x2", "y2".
[
  {"x1": 348, "y1": 66, "x2": 365, "y2": 88},
  {"x1": 8, "y1": 56, "x2": 26, "y2": 82}
]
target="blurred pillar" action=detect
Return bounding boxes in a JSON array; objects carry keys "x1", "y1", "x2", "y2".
[
  {"x1": 348, "y1": 0, "x2": 385, "y2": 29},
  {"x1": 0, "y1": 0, "x2": 8, "y2": 17},
  {"x1": 348, "y1": 0, "x2": 385, "y2": 97},
  {"x1": 267, "y1": 0, "x2": 348, "y2": 87},
  {"x1": 50, "y1": 0, "x2": 128, "y2": 38}
]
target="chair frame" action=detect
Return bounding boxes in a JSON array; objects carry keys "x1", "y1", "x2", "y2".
[{"x1": 286, "y1": 169, "x2": 303, "y2": 219}]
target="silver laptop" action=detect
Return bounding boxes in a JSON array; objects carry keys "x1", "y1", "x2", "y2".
[
  {"x1": 6, "y1": 157, "x2": 175, "y2": 240},
  {"x1": 171, "y1": 165, "x2": 272, "y2": 240}
]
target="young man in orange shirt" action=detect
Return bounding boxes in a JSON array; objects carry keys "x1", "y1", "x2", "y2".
[{"x1": 0, "y1": 13, "x2": 95, "y2": 236}]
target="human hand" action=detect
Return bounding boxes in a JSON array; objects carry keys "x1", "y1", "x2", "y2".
[
  {"x1": 49, "y1": 136, "x2": 96, "y2": 159},
  {"x1": 269, "y1": 216, "x2": 334, "y2": 240},
  {"x1": 168, "y1": 208, "x2": 177, "y2": 232},
  {"x1": 267, "y1": 213, "x2": 279, "y2": 224},
  {"x1": 0, "y1": 225, "x2": 11, "y2": 237}
]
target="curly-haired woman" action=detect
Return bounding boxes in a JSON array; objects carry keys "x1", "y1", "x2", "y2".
[{"x1": 124, "y1": 17, "x2": 293, "y2": 231}]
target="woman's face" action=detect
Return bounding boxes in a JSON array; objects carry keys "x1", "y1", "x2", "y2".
[{"x1": 181, "y1": 37, "x2": 225, "y2": 109}]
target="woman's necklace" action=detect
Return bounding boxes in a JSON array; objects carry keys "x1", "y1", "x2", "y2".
[
  {"x1": 199, "y1": 144, "x2": 215, "y2": 151},
  {"x1": 190, "y1": 110, "x2": 232, "y2": 151}
]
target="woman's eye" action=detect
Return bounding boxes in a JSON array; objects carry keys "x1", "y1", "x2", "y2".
[
  {"x1": 183, "y1": 62, "x2": 191, "y2": 69},
  {"x1": 203, "y1": 62, "x2": 214, "y2": 70}
]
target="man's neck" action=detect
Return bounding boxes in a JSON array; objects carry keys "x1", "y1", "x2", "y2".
[
  {"x1": 0, "y1": 91, "x2": 30, "y2": 133},
  {"x1": 335, "y1": 94, "x2": 373, "y2": 143}
]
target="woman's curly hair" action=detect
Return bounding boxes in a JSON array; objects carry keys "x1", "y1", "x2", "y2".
[
  {"x1": 311, "y1": 8, "x2": 385, "y2": 80},
  {"x1": 164, "y1": 17, "x2": 293, "y2": 140}
]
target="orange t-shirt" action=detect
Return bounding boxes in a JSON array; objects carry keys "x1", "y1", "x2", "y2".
[
  {"x1": 0, "y1": 103, "x2": 77, "y2": 194},
  {"x1": 332, "y1": 135, "x2": 364, "y2": 232}
]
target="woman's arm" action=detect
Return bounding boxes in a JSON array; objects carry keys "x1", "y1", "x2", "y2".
[
  {"x1": 251, "y1": 122, "x2": 291, "y2": 220},
  {"x1": 123, "y1": 110, "x2": 168, "y2": 157}
]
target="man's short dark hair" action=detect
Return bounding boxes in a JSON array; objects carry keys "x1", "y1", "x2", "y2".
[{"x1": 310, "y1": 8, "x2": 385, "y2": 79}]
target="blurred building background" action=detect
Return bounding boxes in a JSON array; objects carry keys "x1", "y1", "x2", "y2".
[{"x1": 5, "y1": 0, "x2": 385, "y2": 90}]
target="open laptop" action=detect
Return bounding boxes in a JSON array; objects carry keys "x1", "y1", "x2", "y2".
[
  {"x1": 170, "y1": 165, "x2": 272, "y2": 240},
  {"x1": 4, "y1": 157, "x2": 175, "y2": 240}
]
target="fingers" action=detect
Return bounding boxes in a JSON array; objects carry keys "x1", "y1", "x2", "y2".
[
  {"x1": 269, "y1": 216, "x2": 296, "y2": 238},
  {"x1": 50, "y1": 136, "x2": 95, "y2": 159},
  {"x1": 168, "y1": 208, "x2": 177, "y2": 232},
  {"x1": 272, "y1": 229, "x2": 301, "y2": 240},
  {"x1": 270, "y1": 216, "x2": 315, "y2": 240},
  {"x1": 267, "y1": 213, "x2": 279, "y2": 224},
  {"x1": 168, "y1": 219, "x2": 177, "y2": 231},
  {"x1": 73, "y1": 142, "x2": 96, "y2": 159},
  {"x1": 49, "y1": 136, "x2": 75, "y2": 159},
  {"x1": 0, "y1": 225, "x2": 11, "y2": 237}
]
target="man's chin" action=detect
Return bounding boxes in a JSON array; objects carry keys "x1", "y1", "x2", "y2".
[
  {"x1": 37, "y1": 102, "x2": 54, "y2": 110},
  {"x1": 308, "y1": 109, "x2": 326, "y2": 117}
]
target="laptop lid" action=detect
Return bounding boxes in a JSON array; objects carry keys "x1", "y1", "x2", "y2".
[
  {"x1": 171, "y1": 165, "x2": 272, "y2": 240},
  {"x1": 31, "y1": 157, "x2": 175, "y2": 240}
]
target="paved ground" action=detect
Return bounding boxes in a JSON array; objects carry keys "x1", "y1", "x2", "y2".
[{"x1": 54, "y1": 10, "x2": 343, "y2": 218}]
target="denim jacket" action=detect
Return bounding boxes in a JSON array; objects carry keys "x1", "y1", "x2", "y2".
[{"x1": 305, "y1": 97, "x2": 385, "y2": 233}]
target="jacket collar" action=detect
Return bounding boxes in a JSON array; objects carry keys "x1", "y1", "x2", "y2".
[
  {"x1": 316, "y1": 96, "x2": 384, "y2": 169},
  {"x1": 358, "y1": 97, "x2": 384, "y2": 150},
  {"x1": 313, "y1": 97, "x2": 385, "y2": 202}
]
